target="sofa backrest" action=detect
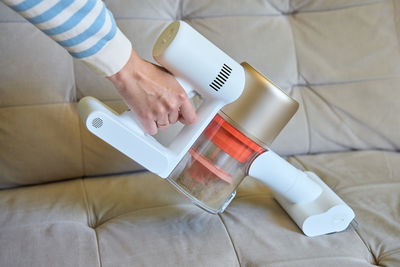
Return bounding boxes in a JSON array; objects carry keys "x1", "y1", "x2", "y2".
[{"x1": 1, "y1": 0, "x2": 400, "y2": 189}]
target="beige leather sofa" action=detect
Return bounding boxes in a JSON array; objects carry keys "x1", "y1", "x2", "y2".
[{"x1": 1, "y1": 0, "x2": 399, "y2": 266}]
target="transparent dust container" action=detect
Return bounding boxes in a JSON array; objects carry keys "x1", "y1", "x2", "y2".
[{"x1": 167, "y1": 114, "x2": 265, "y2": 213}]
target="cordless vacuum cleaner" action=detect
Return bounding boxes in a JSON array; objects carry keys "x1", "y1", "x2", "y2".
[{"x1": 78, "y1": 21, "x2": 355, "y2": 237}]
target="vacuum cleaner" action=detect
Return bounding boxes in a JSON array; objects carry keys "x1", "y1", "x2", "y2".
[{"x1": 78, "y1": 21, "x2": 355, "y2": 237}]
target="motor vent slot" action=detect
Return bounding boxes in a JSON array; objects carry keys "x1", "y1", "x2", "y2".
[{"x1": 210, "y1": 64, "x2": 232, "y2": 91}]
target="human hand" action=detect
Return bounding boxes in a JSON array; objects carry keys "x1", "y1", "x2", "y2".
[{"x1": 107, "y1": 49, "x2": 197, "y2": 135}]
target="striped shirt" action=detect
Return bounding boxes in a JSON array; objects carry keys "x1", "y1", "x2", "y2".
[{"x1": 2, "y1": 0, "x2": 132, "y2": 76}]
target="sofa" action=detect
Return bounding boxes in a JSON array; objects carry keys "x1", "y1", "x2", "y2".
[{"x1": 0, "y1": 0, "x2": 399, "y2": 266}]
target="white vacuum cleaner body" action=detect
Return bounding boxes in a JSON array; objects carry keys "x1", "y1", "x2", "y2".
[{"x1": 78, "y1": 21, "x2": 355, "y2": 237}]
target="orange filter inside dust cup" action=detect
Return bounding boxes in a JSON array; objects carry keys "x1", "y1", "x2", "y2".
[
  {"x1": 186, "y1": 114, "x2": 265, "y2": 185},
  {"x1": 204, "y1": 114, "x2": 265, "y2": 163},
  {"x1": 188, "y1": 148, "x2": 233, "y2": 184}
]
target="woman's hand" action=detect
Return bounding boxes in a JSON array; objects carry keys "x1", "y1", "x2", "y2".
[{"x1": 107, "y1": 49, "x2": 197, "y2": 135}]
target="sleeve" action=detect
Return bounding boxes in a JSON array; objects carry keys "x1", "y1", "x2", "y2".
[{"x1": 2, "y1": 0, "x2": 132, "y2": 76}]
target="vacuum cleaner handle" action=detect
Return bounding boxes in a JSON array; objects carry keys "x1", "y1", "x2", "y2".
[
  {"x1": 78, "y1": 95, "x2": 224, "y2": 178},
  {"x1": 78, "y1": 21, "x2": 245, "y2": 178}
]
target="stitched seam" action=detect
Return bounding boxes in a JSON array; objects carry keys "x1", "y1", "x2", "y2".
[
  {"x1": 111, "y1": 2, "x2": 383, "y2": 20},
  {"x1": 378, "y1": 248, "x2": 400, "y2": 262},
  {"x1": 352, "y1": 227, "x2": 378, "y2": 265},
  {"x1": 285, "y1": 14, "x2": 312, "y2": 154},
  {"x1": 298, "y1": 87, "x2": 312, "y2": 154},
  {"x1": 94, "y1": 228, "x2": 103, "y2": 267},
  {"x1": 95, "y1": 203, "x2": 194, "y2": 229},
  {"x1": 265, "y1": 256, "x2": 374, "y2": 265},
  {"x1": 0, "y1": 2, "x2": 384, "y2": 23},
  {"x1": 80, "y1": 179, "x2": 102, "y2": 266},
  {"x1": 290, "y1": 76, "x2": 399, "y2": 88},
  {"x1": 217, "y1": 213, "x2": 241, "y2": 267},
  {"x1": 286, "y1": 16, "x2": 301, "y2": 88},
  {"x1": 79, "y1": 179, "x2": 93, "y2": 227}
]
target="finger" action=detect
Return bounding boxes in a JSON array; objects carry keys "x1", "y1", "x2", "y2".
[
  {"x1": 168, "y1": 109, "x2": 179, "y2": 124},
  {"x1": 139, "y1": 117, "x2": 158, "y2": 135},
  {"x1": 156, "y1": 116, "x2": 170, "y2": 130},
  {"x1": 178, "y1": 99, "x2": 197, "y2": 125}
]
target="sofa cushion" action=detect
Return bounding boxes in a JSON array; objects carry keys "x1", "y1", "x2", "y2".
[
  {"x1": 0, "y1": 104, "x2": 83, "y2": 188},
  {"x1": 0, "y1": 19, "x2": 75, "y2": 107},
  {"x1": 0, "y1": 101, "x2": 145, "y2": 189},
  {"x1": 1, "y1": 0, "x2": 400, "y2": 187},
  {"x1": 287, "y1": 150, "x2": 400, "y2": 266},
  {"x1": 0, "y1": 150, "x2": 398, "y2": 266},
  {"x1": 0, "y1": 179, "x2": 100, "y2": 267}
]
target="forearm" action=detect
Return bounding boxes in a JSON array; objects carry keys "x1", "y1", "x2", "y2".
[
  {"x1": 3, "y1": 1, "x2": 197, "y2": 134},
  {"x1": 2, "y1": 0, "x2": 131, "y2": 76}
]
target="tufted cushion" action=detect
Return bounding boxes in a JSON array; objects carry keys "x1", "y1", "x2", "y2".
[
  {"x1": 1, "y1": 0, "x2": 400, "y2": 186},
  {"x1": 1, "y1": 0, "x2": 400, "y2": 187},
  {"x1": 0, "y1": 151, "x2": 399, "y2": 266}
]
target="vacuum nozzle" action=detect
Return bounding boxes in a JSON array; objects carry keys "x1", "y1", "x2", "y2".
[{"x1": 274, "y1": 172, "x2": 355, "y2": 237}]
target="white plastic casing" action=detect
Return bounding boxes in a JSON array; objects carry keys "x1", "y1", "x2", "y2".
[
  {"x1": 248, "y1": 150, "x2": 323, "y2": 204},
  {"x1": 153, "y1": 21, "x2": 244, "y2": 103},
  {"x1": 78, "y1": 21, "x2": 245, "y2": 178},
  {"x1": 248, "y1": 150, "x2": 355, "y2": 236},
  {"x1": 274, "y1": 172, "x2": 355, "y2": 237}
]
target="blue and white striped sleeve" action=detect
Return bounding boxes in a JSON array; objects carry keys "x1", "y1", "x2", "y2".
[{"x1": 2, "y1": 0, "x2": 132, "y2": 76}]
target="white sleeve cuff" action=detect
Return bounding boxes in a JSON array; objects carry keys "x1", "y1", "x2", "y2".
[{"x1": 80, "y1": 28, "x2": 132, "y2": 77}]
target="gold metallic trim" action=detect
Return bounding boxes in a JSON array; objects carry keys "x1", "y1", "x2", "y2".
[
  {"x1": 153, "y1": 21, "x2": 180, "y2": 59},
  {"x1": 217, "y1": 111, "x2": 268, "y2": 148},
  {"x1": 221, "y1": 62, "x2": 299, "y2": 147}
]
